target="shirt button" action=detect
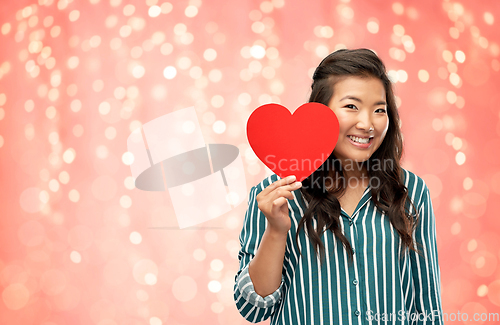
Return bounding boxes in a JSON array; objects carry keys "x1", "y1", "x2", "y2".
[
  {"x1": 354, "y1": 310, "x2": 360, "y2": 316},
  {"x1": 353, "y1": 279, "x2": 358, "y2": 285}
]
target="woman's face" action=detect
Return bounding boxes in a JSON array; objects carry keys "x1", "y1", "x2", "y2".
[{"x1": 328, "y1": 76, "x2": 389, "y2": 165}]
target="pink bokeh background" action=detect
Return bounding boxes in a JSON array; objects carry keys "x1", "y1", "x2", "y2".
[{"x1": 1, "y1": 0, "x2": 500, "y2": 324}]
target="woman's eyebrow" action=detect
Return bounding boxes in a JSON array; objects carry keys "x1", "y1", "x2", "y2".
[{"x1": 339, "y1": 95, "x2": 387, "y2": 106}]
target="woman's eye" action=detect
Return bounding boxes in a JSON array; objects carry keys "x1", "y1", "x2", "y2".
[
  {"x1": 345, "y1": 104, "x2": 357, "y2": 110},
  {"x1": 376, "y1": 108, "x2": 387, "y2": 113}
]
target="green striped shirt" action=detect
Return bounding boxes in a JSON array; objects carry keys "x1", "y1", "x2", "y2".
[{"x1": 234, "y1": 169, "x2": 443, "y2": 324}]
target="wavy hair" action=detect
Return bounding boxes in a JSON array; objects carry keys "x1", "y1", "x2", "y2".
[{"x1": 297, "y1": 48, "x2": 419, "y2": 265}]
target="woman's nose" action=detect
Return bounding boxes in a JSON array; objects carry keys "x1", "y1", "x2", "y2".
[{"x1": 356, "y1": 112, "x2": 374, "y2": 131}]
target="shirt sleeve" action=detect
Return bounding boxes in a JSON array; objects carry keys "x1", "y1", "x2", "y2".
[
  {"x1": 233, "y1": 181, "x2": 287, "y2": 323},
  {"x1": 409, "y1": 184, "x2": 444, "y2": 324}
]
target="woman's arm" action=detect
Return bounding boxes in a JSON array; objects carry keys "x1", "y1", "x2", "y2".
[
  {"x1": 249, "y1": 226, "x2": 288, "y2": 296},
  {"x1": 234, "y1": 177, "x2": 289, "y2": 322}
]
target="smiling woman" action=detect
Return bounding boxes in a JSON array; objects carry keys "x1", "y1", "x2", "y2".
[
  {"x1": 328, "y1": 76, "x2": 389, "y2": 164},
  {"x1": 234, "y1": 49, "x2": 444, "y2": 325}
]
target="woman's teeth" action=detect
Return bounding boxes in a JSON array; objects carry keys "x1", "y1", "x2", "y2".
[{"x1": 349, "y1": 135, "x2": 370, "y2": 144}]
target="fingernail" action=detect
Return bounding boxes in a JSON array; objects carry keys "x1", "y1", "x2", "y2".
[
  {"x1": 288, "y1": 175, "x2": 296, "y2": 181},
  {"x1": 295, "y1": 182, "x2": 302, "y2": 187}
]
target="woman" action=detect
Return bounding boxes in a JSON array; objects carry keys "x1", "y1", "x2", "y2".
[{"x1": 234, "y1": 49, "x2": 443, "y2": 324}]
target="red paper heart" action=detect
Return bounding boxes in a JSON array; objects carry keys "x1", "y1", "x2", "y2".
[{"x1": 247, "y1": 103, "x2": 339, "y2": 182}]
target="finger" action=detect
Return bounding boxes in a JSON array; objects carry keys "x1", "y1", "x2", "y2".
[
  {"x1": 271, "y1": 197, "x2": 288, "y2": 215},
  {"x1": 261, "y1": 175, "x2": 297, "y2": 195},
  {"x1": 271, "y1": 188, "x2": 296, "y2": 201}
]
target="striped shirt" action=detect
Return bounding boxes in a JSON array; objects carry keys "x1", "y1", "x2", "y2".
[{"x1": 233, "y1": 169, "x2": 443, "y2": 324}]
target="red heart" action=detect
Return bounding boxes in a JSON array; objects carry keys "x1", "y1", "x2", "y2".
[{"x1": 247, "y1": 103, "x2": 339, "y2": 182}]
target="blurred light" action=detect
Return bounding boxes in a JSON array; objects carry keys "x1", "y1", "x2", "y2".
[
  {"x1": 124, "y1": 176, "x2": 135, "y2": 190},
  {"x1": 48, "y1": 131, "x2": 59, "y2": 144},
  {"x1": 210, "y1": 95, "x2": 224, "y2": 108},
  {"x1": 150, "y1": 317, "x2": 162, "y2": 325},
  {"x1": 1, "y1": 23, "x2": 11, "y2": 35},
  {"x1": 92, "y1": 79, "x2": 104, "y2": 92},
  {"x1": 451, "y1": 222, "x2": 461, "y2": 235},
  {"x1": 177, "y1": 57, "x2": 191, "y2": 70},
  {"x1": 455, "y1": 152, "x2": 466, "y2": 165},
  {"x1": 104, "y1": 126, "x2": 117, "y2": 140},
  {"x1": 120, "y1": 195, "x2": 132, "y2": 208},
  {"x1": 455, "y1": 50, "x2": 466, "y2": 63},
  {"x1": 130, "y1": 231, "x2": 142, "y2": 244},
  {"x1": 397, "y1": 70, "x2": 408, "y2": 83},
  {"x1": 172, "y1": 276, "x2": 197, "y2": 301},
  {"x1": 105, "y1": 15, "x2": 118, "y2": 28},
  {"x1": 63, "y1": 148, "x2": 76, "y2": 164},
  {"x1": 446, "y1": 91, "x2": 457, "y2": 104},
  {"x1": 213, "y1": 120, "x2": 226, "y2": 134},
  {"x1": 393, "y1": 24, "x2": 405, "y2": 36},
  {"x1": 95, "y1": 145, "x2": 109, "y2": 159},
  {"x1": 210, "y1": 259, "x2": 224, "y2": 272},
  {"x1": 189, "y1": 66, "x2": 202, "y2": 79},
  {"x1": 73, "y1": 124, "x2": 84, "y2": 137},
  {"x1": 431, "y1": 119, "x2": 443, "y2": 132},
  {"x1": 478, "y1": 284, "x2": 488, "y2": 297},
  {"x1": 315, "y1": 45, "x2": 329, "y2": 58},
  {"x1": 208, "y1": 280, "x2": 221, "y2": 293},
  {"x1": 238, "y1": 93, "x2": 252, "y2": 106},
  {"x1": 392, "y1": 2, "x2": 404, "y2": 15},
  {"x1": 49, "y1": 179, "x2": 60, "y2": 192},
  {"x1": 163, "y1": 66, "x2": 177, "y2": 79},
  {"x1": 161, "y1": 2, "x2": 173, "y2": 14},
  {"x1": 69, "y1": 10, "x2": 80, "y2": 22},
  {"x1": 148, "y1": 5, "x2": 161, "y2": 17},
  {"x1": 122, "y1": 151, "x2": 135, "y2": 166},
  {"x1": 367, "y1": 19, "x2": 379, "y2": 34},
  {"x1": 211, "y1": 302, "x2": 224, "y2": 313},
  {"x1": 203, "y1": 48, "x2": 217, "y2": 61},
  {"x1": 59, "y1": 171, "x2": 70, "y2": 184},
  {"x1": 208, "y1": 69, "x2": 222, "y2": 82},
  {"x1": 120, "y1": 25, "x2": 132, "y2": 38},
  {"x1": 250, "y1": 45, "x2": 266, "y2": 59},
  {"x1": 193, "y1": 248, "x2": 206, "y2": 261},
  {"x1": 442, "y1": 50, "x2": 453, "y2": 62},
  {"x1": 418, "y1": 69, "x2": 429, "y2": 82},
  {"x1": 260, "y1": 1, "x2": 273, "y2": 13},
  {"x1": 449, "y1": 73, "x2": 461, "y2": 87},
  {"x1": 451, "y1": 137, "x2": 462, "y2": 150},
  {"x1": 67, "y1": 56, "x2": 79, "y2": 69},
  {"x1": 123, "y1": 4, "x2": 135, "y2": 16},
  {"x1": 2, "y1": 284, "x2": 30, "y2": 310},
  {"x1": 50, "y1": 25, "x2": 61, "y2": 37},
  {"x1": 483, "y1": 12, "x2": 494, "y2": 25},
  {"x1": 132, "y1": 65, "x2": 145, "y2": 78},
  {"x1": 89, "y1": 35, "x2": 101, "y2": 48},
  {"x1": 70, "y1": 251, "x2": 82, "y2": 263},
  {"x1": 202, "y1": 112, "x2": 215, "y2": 125},
  {"x1": 68, "y1": 189, "x2": 80, "y2": 202},
  {"x1": 99, "y1": 101, "x2": 111, "y2": 115},
  {"x1": 160, "y1": 43, "x2": 173, "y2": 55},
  {"x1": 185, "y1": 5, "x2": 198, "y2": 17}
]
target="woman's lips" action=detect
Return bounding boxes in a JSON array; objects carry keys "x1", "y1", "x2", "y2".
[{"x1": 347, "y1": 135, "x2": 373, "y2": 148}]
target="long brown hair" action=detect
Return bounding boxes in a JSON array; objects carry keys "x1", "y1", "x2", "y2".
[{"x1": 297, "y1": 48, "x2": 419, "y2": 264}]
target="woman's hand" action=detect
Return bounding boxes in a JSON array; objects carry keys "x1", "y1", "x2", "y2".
[{"x1": 256, "y1": 175, "x2": 302, "y2": 235}]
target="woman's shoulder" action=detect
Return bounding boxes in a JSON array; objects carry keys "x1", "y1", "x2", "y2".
[{"x1": 401, "y1": 168, "x2": 430, "y2": 205}]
